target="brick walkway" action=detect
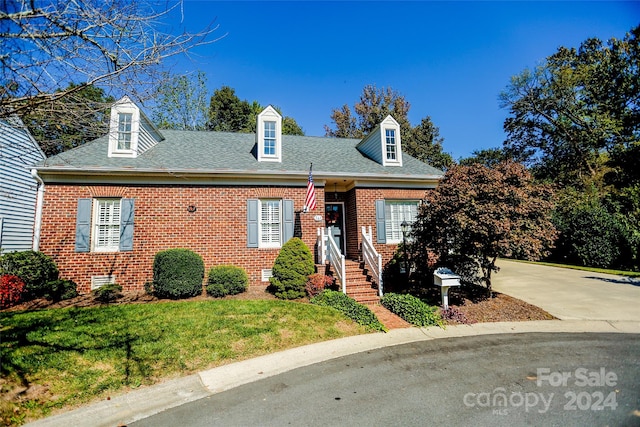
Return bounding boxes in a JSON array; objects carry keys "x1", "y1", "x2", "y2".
[{"x1": 368, "y1": 304, "x2": 412, "y2": 329}]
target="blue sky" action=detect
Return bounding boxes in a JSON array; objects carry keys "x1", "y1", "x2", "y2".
[{"x1": 165, "y1": 1, "x2": 639, "y2": 160}]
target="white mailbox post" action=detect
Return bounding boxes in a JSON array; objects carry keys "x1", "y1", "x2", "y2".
[{"x1": 433, "y1": 268, "x2": 461, "y2": 309}]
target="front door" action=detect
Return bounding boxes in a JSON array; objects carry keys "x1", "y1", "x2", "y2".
[{"x1": 325, "y1": 203, "x2": 345, "y2": 254}]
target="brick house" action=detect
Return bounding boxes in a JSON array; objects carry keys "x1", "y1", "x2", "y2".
[{"x1": 32, "y1": 97, "x2": 443, "y2": 295}]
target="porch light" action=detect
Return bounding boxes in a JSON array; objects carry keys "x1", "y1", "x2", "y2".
[{"x1": 401, "y1": 220, "x2": 409, "y2": 237}]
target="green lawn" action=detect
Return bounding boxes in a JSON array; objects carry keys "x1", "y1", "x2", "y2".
[
  {"x1": 0, "y1": 299, "x2": 369, "y2": 425},
  {"x1": 506, "y1": 259, "x2": 640, "y2": 277}
]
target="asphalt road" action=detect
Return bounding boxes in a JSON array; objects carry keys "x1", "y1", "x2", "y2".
[{"x1": 131, "y1": 333, "x2": 640, "y2": 427}]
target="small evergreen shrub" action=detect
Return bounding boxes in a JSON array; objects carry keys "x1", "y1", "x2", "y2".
[
  {"x1": 44, "y1": 279, "x2": 78, "y2": 302},
  {"x1": 311, "y1": 290, "x2": 386, "y2": 332},
  {"x1": 206, "y1": 265, "x2": 248, "y2": 298},
  {"x1": 153, "y1": 248, "x2": 205, "y2": 299},
  {"x1": 268, "y1": 238, "x2": 315, "y2": 299},
  {"x1": 0, "y1": 274, "x2": 25, "y2": 309},
  {"x1": 380, "y1": 293, "x2": 443, "y2": 327},
  {"x1": 93, "y1": 283, "x2": 123, "y2": 303},
  {"x1": 0, "y1": 251, "x2": 58, "y2": 299},
  {"x1": 305, "y1": 273, "x2": 334, "y2": 298}
]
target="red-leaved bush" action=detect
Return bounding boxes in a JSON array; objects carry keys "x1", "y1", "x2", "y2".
[
  {"x1": 1, "y1": 274, "x2": 25, "y2": 309},
  {"x1": 305, "y1": 273, "x2": 334, "y2": 298}
]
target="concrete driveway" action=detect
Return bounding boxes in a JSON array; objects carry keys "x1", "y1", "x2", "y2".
[{"x1": 492, "y1": 259, "x2": 640, "y2": 322}]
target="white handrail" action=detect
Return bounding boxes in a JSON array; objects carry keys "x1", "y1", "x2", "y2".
[
  {"x1": 316, "y1": 227, "x2": 328, "y2": 265},
  {"x1": 326, "y1": 227, "x2": 346, "y2": 294},
  {"x1": 361, "y1": 226, "x2": 383, "y2": 297}
]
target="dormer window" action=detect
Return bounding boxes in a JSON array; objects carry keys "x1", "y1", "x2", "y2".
[
  {"x1": 118, "y1": 113, "x2": 133, "y2": 151},
  {"x1": 385, "y1": 128, "x2": 397, "y2": 161},
  {"x1": 264, "y1": 121, "x2": 277, "y2": 156},
  {"x1": 256, "y1": 106, "x2": 282, "y2": 162},
  {"x1": 108, "y1": 97, "x2": 140, "y2": 158}
]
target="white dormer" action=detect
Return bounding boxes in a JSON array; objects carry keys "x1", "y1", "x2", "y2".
[
  {"x1": 256, "y1": 106, "x2": 282, "y2": 162},
  {"x1": 108, "y1": 96, "x2": 163, "y2": 158},
  {"x1": 356, "y1": 115, "x2": 403, "y2": 167}
]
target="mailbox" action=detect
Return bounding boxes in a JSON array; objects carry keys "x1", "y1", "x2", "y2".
[{"x1": 433, "y1": 268, "x2": 461, "y2": 309}]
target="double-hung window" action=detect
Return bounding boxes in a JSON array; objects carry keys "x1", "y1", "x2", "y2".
[
  {"x1": 259, "y1": 199, "x2": 281, "y2": 247},
  {"x1": 375, "y1": 200, "x2": 419, "y2": 244},
  {"x1": 75, "y1": 198, "x2": 134, "y2": 253},
  {"x1": 263, "y1": 121, "x2": 276, "y2": 157},
  {"x1": 117, "y1": 113, "x2": 133, "y2": 151},
  {"x1": 385, "y1": 129, "x2": 397, "y2": 161},
  {"x1": 93, "y1": 199, "x2": 121, "y2": 251},
  {"x1": 247, "y1": 199, "x2": 294, "y2": 248}
]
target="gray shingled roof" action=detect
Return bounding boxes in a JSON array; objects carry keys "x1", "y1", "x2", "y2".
[{"x1": 36, "y1": 130, "x2": 443, "y2": 180}]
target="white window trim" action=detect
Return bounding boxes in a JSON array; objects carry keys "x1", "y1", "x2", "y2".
[
  {"x1": 258, "y1": 199, "x2": 283, "y2": 248},
  {"x1": 92, "y1": 198, "x2": 121, "y2": 252},
  {"x1": 385, "y1": 200, "x2": 419, "y2": 244},
  {"x1": 108, "y1": 98, "x2": 140, "y2": 158},
  {"x1": 380, "y1": 115, "x2": 402, "y2": 166},
  {"x1": 256, "y1": 106, "x2": 282, "y2": 162}
]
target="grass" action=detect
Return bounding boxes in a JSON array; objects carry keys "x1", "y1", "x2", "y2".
[
  {"x1": 0, "y1": 299, "x2": 369, "y2": 425},
  {"x1": 507, "y1": 259, "x2": 640, "y2": 278}
]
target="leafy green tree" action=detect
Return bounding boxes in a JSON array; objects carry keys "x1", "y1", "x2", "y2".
[
  {"x1": 152, "y1": 71, "x2": 209, "y2": 130},
  {"x1": 208, "y1": 86, "x2": 304, "y2": 135},
  {"x1": 412, "y1": 161, "x2": 557, "y2": 293},
  {"x1": 22, "y1": 84, "x2": 114, "y2": 156},
  {"x1": 459, "y1": 147, "x2": 515, "y2": 168},
  {"x1": 325, "y1": 84, "x2": 452, "y2": 169},
  {"x1": 500, "y1": 25, "x2": 640, "y2": 190}
]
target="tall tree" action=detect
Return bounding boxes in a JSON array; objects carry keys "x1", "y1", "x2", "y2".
[
  {"x1": 152, "y1": 71, "x2": 209, "y2": 131},
  {"x1": 500, "y1": 26, "x2": 640, "y2": 189},
  {"x1": 0, "y1": 0, "x2": 217, "y2": 120},
  {"x1": 22, "y1": 84, "x2": 113, "y2": 156},
  {"x1": 208, "y1": 86, "x2": 304, "y2": 135},
  {"x1": 325, "y1": 85, "x2": 452, "y2": 169},
  {"x1": 412, "y1": 161, "x2": 557, "y2": 293}
]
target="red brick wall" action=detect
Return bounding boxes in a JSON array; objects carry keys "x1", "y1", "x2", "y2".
[{"x1": 39, "y1": 184, "x2": 325, "y2": 293}]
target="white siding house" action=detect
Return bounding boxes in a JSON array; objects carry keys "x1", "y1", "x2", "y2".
[{"x1": 0, "y1": 116, "x2": 46, "y2": 253}]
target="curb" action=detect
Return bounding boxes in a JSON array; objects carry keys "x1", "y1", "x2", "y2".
[{"x1": 25, "y1": 319, "x2": 640, "y2": 427}]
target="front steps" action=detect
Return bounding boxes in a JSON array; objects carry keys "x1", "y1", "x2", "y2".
[{"x1": 326, "y1": 259, "x2": 380, "y2": 305}]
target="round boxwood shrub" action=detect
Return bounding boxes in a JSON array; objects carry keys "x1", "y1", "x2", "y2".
[
  {"x1": 44, "y1": 279, "x2": 78, "y2": 302},
  {"x1": 206, "y1": 265, "x2": 248, "y2": 298},
  {"x1": 153, "y1": 248, "x2": 204, "y2": 299},
  {"x1": 268, "y1": 237, "x2": 315, "y2": 299},
  {"x1": 0, "y1": 250, "x2": 59, "y2": 300}
]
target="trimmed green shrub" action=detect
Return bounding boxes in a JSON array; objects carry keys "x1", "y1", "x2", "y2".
[
  {"x1": 44, "y1": 279, "x2": 78, "y2": 302},
  {"x1": 153, "y1": 248, "x2": 204, "y2": 299},
  {"x1": 311, "y1": 290, "x2": 386, "y2": 332},
  {"x1": 0, "y1": 251, "x2": 58, "y2": 300},
  {"x1": 380, "y1": 293, "x2": 443, "y2": 327},
  {"x1": 206, "y1": 265, "x2": 248, "y2": 298},
  {"x1": 268, "y1": 238, "x2": 315, "y2": 299},
  {"x1": 93, "y1": 283, "x2": 123, "y2": 303}
]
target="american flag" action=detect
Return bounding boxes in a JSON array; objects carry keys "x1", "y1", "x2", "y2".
[{"x1": 304, "y1": 163, "x2": 317, "y2": 212}]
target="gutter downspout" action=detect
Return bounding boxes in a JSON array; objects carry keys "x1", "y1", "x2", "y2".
[{"x1": 31, "y1": 168, "x2": 44, "y2": 251}]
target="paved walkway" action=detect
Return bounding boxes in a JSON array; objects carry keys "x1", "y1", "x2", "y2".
[{"x1": 492, "y1": 259, "x2": 640, "y2": 321}]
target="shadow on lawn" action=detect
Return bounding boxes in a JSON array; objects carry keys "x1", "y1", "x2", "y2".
[{"x1": 0, "y1": 306, "x2": 163, "y2": 396}]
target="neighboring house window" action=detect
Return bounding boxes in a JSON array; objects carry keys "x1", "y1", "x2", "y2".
[
  {"x1": 247, "y1": 199, "x2": 294, "y2": 248},
  {"x1": 375, "y1": 200, "x2": 419, "y2": 244},
  {"x1": 75, "y1": 198, "x2": 134, "y2": 253},
  {"x1": 117, "y1": 113, "x2": 133, "y2": 151},
  {"x1": 385, "y1": 129, "x2": 397, "y2": 161},
  {"x1": 263, "y1": 121, "x2": 276, "y2": 156}
]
